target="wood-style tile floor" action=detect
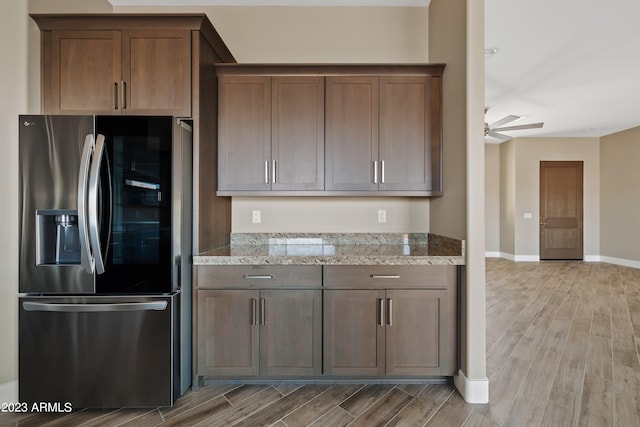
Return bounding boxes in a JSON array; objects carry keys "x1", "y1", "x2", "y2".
[{"x1": 2, "y1": 259, "x2": 639, "y2": 426}]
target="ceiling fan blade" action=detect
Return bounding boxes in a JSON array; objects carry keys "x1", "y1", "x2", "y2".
[
  {"x1": 488, "y1": 115, "x2": 521, "y2": 129},
  {"x1": 493, "y1": 122, "x2": 544, "y2": 132},
  {"x1": 486, "y1": 131, "x2": 512, "y2": 142}
]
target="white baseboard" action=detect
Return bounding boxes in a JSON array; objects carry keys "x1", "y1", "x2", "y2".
[
  {"x1": 454, "y1": 370, "x2": 489, "y2": 403},
  {"x1": 485, "y1": 252, "x2": 544, "y2": 261},
  {"x1": 514, "y1": 255, "x2": 540, "y2": 262},
  {"x1": 487, "y1": 253, "x2": 639, "y2": 269},
  {"x1": 0, "y1": 380, "x2": 18, "y2": 403},
  {"x1": 485, "y1": 252, "x2": 515, "y2": 261},
  {"x1": 599, "y1": 256, "x2": 640, "y2": 269}
]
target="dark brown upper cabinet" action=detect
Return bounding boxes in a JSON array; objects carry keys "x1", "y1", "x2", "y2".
[
  {"x1": 215, "y1": 64, "x2": 444, "y2": 196},
  {"x1": 32, "y1": 14, "x2": 235, "y2": 117},
  {"x1": 326, "y1": 74, "x2": 442, "y2": 194},
  {"x1": 325, "y1": 76, "x2": 380, "y2": 192},
  {"x1": 217, "y1": 72, "x2": 325, "y2": 192}
]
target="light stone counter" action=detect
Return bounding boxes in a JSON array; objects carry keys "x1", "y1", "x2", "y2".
[{"x1": 193, "y1": 233, "x2": 465, "y2": 266}]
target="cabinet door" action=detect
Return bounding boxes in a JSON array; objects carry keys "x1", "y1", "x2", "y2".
[
  {"x1": 385, "y1": 289, "x2": 455, "y2": 375},
  {"x1": 325, "y1": 76, "x2": 379, "y2": 191},
  {"x1": 218, "y1": 76, "x2": 271, "y2": 191},
  {"x1": 323, "y1": 289, "x2": 385, "y2": 376},
  {"x1": 271, "y1": 76, "x2": 325, "y2": 191},
  {"x1": 197, "y1": 290, "x2": 259, "y2": 376},
  {"x1": 379, "y1": 76, "x2": 432, "y2": 191},
  {"x1": 47, "y1": 30, "x2": 122, "y2": 115},
  {"x1": 122, "y1": 29, "x2": 191, "y2": 116},
  {"x1": 260, "y1": 290, "x2": 322, "y2": 376}
]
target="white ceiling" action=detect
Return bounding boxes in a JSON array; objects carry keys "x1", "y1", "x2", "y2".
[
  {"x1": 110, "y1": 0, "x2": 640, "y2": 140},
  {"x1": 485, "y1": 0, "x2": 640, "y2": 141}
]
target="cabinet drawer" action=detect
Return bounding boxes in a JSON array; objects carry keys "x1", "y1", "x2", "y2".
[
  {"x1": 197, "y1": 265, "x2": 322, "y2": 289},
  {"x1": 323, "y1": 265, "x2": 455, "y2": 289}
]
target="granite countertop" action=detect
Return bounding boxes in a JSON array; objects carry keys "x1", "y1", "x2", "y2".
[{"x1": 193, "y1": 233, "x2": 465, "y2": 266}]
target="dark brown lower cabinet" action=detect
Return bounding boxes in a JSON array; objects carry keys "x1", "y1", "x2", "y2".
[
  {"x1": 324, "y1": 288, "x2": 455, "y2": 377},
  {"x1": 198, "y1": 289, "x2": 258, "y2": 376},
  {"x1": 323, "y1": 289, "x2": 386, "y2": 376},
  {"x1": 195, "y1": 264, "x2": 457, "y2": 381},
  {"x1": 260, "y1": 290, "x2": 322, "y2": 376},
  {"x1": 197, "y1": 289, "x2": 322, "y2": 377},
  {"x1": 385, "y1": 289, "x2": 452, "y2": 376}
]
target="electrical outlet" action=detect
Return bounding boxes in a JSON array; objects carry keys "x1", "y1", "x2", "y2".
[
  {"x1": 377, "y1": 209, "x2": 387, "y2": 223},
  {"x1": 252, "y1": 210, "x2": 261, "y2": 224}
]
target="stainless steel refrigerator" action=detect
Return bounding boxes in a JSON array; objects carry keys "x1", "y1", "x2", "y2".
[{"x1": 18, "y1": 115, "x2": 193, "y2": 408}]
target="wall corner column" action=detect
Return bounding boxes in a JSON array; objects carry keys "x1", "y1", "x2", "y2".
[{"x1": 457, "y1": 0, "x2": 489, "y2": 403}]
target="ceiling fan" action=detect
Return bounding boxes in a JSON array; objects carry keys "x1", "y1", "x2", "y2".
[{"x1": 484, "y1": 112, "x2": 544, "y2": 141}]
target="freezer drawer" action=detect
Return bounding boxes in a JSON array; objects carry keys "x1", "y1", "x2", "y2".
[{"x1": 19, "y1": 294, "x2": 179, "y2": 408}]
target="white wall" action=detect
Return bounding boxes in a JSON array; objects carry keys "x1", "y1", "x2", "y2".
[
  {"x1": 600, "y1": 126, "x2": 640, "y2": 266},
  {"x1": 485, "y1": 143, "x2": 500, "y2": 254},
  {"x1": 121, "y1": 6, "x2": 429, "y2": 64},
  {"x1": 499, "y1": 140, "x2": 515, "y2": 256},
  {"x1": 233, "y1": 197, "x2": 429, "y2": 233},
  {"x1": 497, "y1": 137, "x2": 600, "y2": 260}
]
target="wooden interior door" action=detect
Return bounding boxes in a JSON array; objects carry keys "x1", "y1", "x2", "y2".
[{"x1": 539, "y1": 161, "x2": 584, "y2": 260}]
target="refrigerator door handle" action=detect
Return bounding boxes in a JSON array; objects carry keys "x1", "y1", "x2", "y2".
[
  {"x1": 22, "y1": 301, "x2": 168, "y2": 313},
  {"x1": 88, "y1": 134, "x2": 107, "y2": 274},
  {"x1": 77, "y1": 134, "x2": 95, "y2": 274}
]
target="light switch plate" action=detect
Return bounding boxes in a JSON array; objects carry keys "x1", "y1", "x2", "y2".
[
  {"x1": 378, "y1": 209, "x2": 387, "y2": 223},
  {"x1": 524, "y1": 212, "x2": 532, "y2": 219},
  {"x1": 252, "y1": 210, "x2": 261, "y2": 224}
]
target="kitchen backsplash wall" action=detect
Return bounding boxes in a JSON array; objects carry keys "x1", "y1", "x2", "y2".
[{"x1": 232, "y1": 197, "x2": 430, "y2": 233}]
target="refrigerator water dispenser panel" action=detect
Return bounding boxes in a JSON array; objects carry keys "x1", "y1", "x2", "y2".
[{"x1": 36, "y1": 209, "x2": 81, "y2": 265}]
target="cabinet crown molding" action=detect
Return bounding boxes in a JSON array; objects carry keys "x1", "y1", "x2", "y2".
[
  {"x1": 214, "y1": 63, "x2": 445, "y2": 77},
  {"x1": 30, "y1": 13, "x2": 235, "y2": 63}
]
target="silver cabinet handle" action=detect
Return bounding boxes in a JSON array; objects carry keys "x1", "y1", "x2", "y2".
[
  {"x1": 260, "y1": 298, "x2": 266, "y2": 325},
  {"x1": 23, "y1": 301, "x2": 167, "y2": 313},
  {"x1": 378, "y1": 298, "x2": 384, "y2": 326},
  {"x1": 373, "y1": 160, "x2": 378, "y2": 184},
  {"x1": 264, "y1": 160, "x2": 269, "y2": 184},
  {"x1": 113, "y1": 82, "x2": 118, "y2": 109},
  {"x1": 387, "y1": 298, "x2": 393, "y2": 326},
  {"x1": 77, "y1": 134, "x2": 95, "y2": 274},
  {"x1": 371, "y1": 275, "x2": 400, "y2": 279},
  {"x1": 243, "y1": 275, "x2": 273, "y2": 279},
  {"x1": 251, "y1": 298, "x2": 257, "y2": 325},
  {"x1": 381, "y1": 160, "x2": 385, "y2": 184},
  {"x1": 120, "y1": 81, "x2": 127, "y2": 109},
  {"x1": 272, "y1": 160, "x2": 276, "y2": 184}
]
